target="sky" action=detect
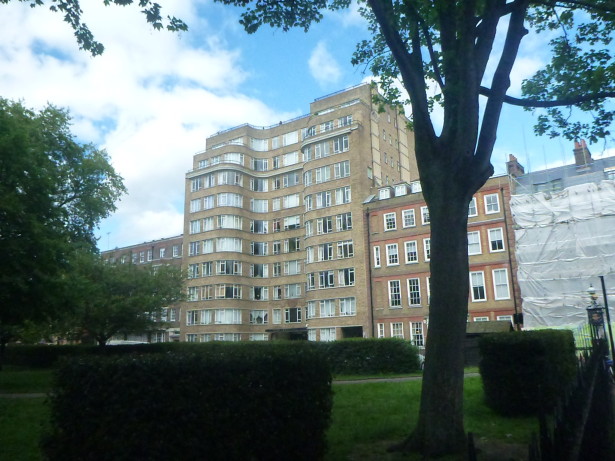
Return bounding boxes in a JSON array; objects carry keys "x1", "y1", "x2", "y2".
[{"x1": 1, "y1": 1, "x2": 613, "y2": 251}]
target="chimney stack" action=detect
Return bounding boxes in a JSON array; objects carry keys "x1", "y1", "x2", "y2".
[
  {"x1": 573, "y1": 139, "x2": 592, "y2": 166},
  {"x1": 506, "y1": 154, "x2": 525, "y2": 177}
]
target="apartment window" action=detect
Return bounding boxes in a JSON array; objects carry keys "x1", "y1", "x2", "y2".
[
  {"x1": 251, "y1": 241, "x2": 268, "y2": 256},
  {"x1": 285, "y1": 307, "x2": 302, "y2": 323},
  {"x1": 251, "y1": 198, "x2": 268, "y2": 213},
  {"x1": 284, "y1": 260, "x2": 301, "y2": 275},
  {"x1": 284, "y1": 215, "x2": 301, "y2": 230},
  {"x1": 188, "y1": 241, "x2": 200, "y2": 256},
  {"x1": 217, "y1": 237, "x2": 242, "y2": 252},
  {"x1": 468, "y1": 197, "x2": 478, "y2": 217},
  {"x1": 188, "y1": 264, "x2": 200, "y2": 279},
  {"x1": 273, "y1": 218, "x2": 281, "y2": 233},
  {"x1": 315, "y1": 141, "x2": 331, "y2": 159},
  {"x1": 250, "y1": 263, "x2": 269, "y2": 278},
  {"x1": 317, "y1": 216, "x2": 333, "y2": 234},
  {"x1": 423, "y1": 238, "x2": 431, "y2": 261},
  {"x1": 386, "y1": 243, "x2": 399, "y2": 266},
  {"x1": 497, "y1": 315, "x2": 514, "y2": 323},
  {"x1": 272, "y1": 241, "x2": 281, "y2": 256},
  {"x1": 338, "y1": 114, "x2": 352, "y2": 127},
  {"x1": 389, "y1": 280, "x2": 402, "y2": 307},
  {"x1": 147, "y1": 249, "x2": 152, "y2": 261},
  {"x1": 320, "y1": 327, "x2": 336, "y2": 342},
  {"x1": 402, "y1": 209, "x2": 415, "y2": 228},
  {"x1": 319, "y1": 270, "x2": 335, "y2": 289},
  {"x1": 252, "y1": 158, "x2": 268, "y2": 171},
  {"x1": 283, "y1": 193, "x2": 300, "y2": 209},
  {"x1": 421, "y1": 206, "x2": 430, "y2": 225},
  {"x1": 340, "y1": 297, "x2": 356, "y2": 316},
  {"x1": 306, "y1": 246, "x2": 314, "y2": 264},
  {"x1": 283, "y1": 151, "x2": 299, "y2": 166},
  {"x1": 319, "y1": 299, "x2": 335, "y2": 318},
  {"x1": 467, "y1": 231, "x2": 482, "y2": 255},
  {"x1": 203, "y1": 217, "x2": 214, "y2": 232},
  {"x1": 404, "y1": 240, "x2": 418, "y2": 264},
  {"x1": 250, "y1": 310, "x2": 268, "y2": 325},
  {"x1": 493, "y1": 268, "x2": 510, "y2": 300},
  {"x1": 218, "y1": 215, "x2": 242, "y2": 230},
  {"x1": 285, "y1": 284, "x2": 301, "y2": 298},
  {"x1": 203, "y1": 195, "x2": 214, "y2": 210},
  {"x1": 189, "y1": 220, "x2": 201, "y2": 234},
  {"x1": 159, "y1": 248, "x2": 166, "y2": 258},
  {"x1": 250, "y1": 177, "x2": 268, "y2": 192},
  {"x1": 407, "y1": 278, "x2": 421, "y2": 306},
  {"x1": 304, "y1": 195, "x2": 313, "y2": 211},
  {"x1": 318, "y1": 243, "x2": 333, "y2": 261},
  {"x1": 337, "y1": 240, "x2": 354, "y2": 259},
  {"x1": 411, "y1": 322, "x2": 424, "y2": 347},
  {"x1": 283, "y1": 172, "x2": 300, "y2": 187},
  {"x1": 379, "y1": 188, "x2": 391, "y2": 200},
  {"x1": 272, "y1": 262, "x2": 281, "y2": 278},
  {"x1": 202, "y1": 174, "x2": 215, "y2": 188},
  {"x1": 470, "y1": 271, "x2": 486, "y2": 301},
  {"x1": 474, "y1": 316, "x2": 489, "y2": 322},
  {"x1": 186, "y1": 310, "x2": 200, "y2": 325},
  {"x1": 338, "y1": 268, "x2": 355, "y2": 287},
  {"x1": 217, "y1": 260, "x2": 241, "y2": 275},
  {"x1": 488, "y1": 228, "x2": 505, "y2": 252},
  {"x1": 273, "y1": 309, "x2": 282, "y2": 324},
  {"x1": 315, "y1": 166, "x2": 331, "y2": 183},
  {"x1": 282, "y1": 131, "x2": 298, "y2": 146},
  {"x1": 333, "y1": 135, "x2": 349, "y2": 153},
  {"x1": 249, "y1": 334, "x2": 268, "y2": 341},
  {"x1": 190, "y1": 198, "x2": 202, "y2": 213},
  {"x1": 334, "y1": 160, "x2": 350, "y2": 179},
  {"x1": 191, "y1": 177, "x2": 202, "y2": 192},
  {"x1": 187, "y1": 287, "x2": 199, "y2": 302},
  {"x1": 215, "y1": 284, "x2": 242, "y2": 299},
  {"x1": 306, "y1": 273, "x2": 316, "y2": 290},
  {"x1": 249, "y1": 220, "x2": 267, "y2": 234},
  {"x1": 197, "y1": 262, "x2": 211, "y2": 278},
  {"x1": 273, "y1": 286, "x2": 282, "y2": 300},
  {"x1": 186, "y1": 334, "x2": 198, "y2": 342},
  {"x1": 285, "y1": 237, "x2": 301, "y2": 253},
  {"x1": 139, "y1": 252, "x2": 145, "y2": 263},
  {"x1": 316, "y1": 191, "x2": 331, "y2": 208},
  {"x1": 336, "y1": 212, "x2": 352, "y2": 231},
  {"x1": 302, "y1": 145, "x2": 312, "y2": 162},
  {"x1": 304, "y1": 171, "x2": 312, "y2": 186},
  {"x1": 391, "y1": 322, "x2": 404, "y2": 338},
  {"x1": 215, "y1": 309, "x2": 242, "y2": 325},
  {"x1": 377, "y1": 323, "x2": 385, "y2": 338},
  {"x1": 201, "y1": 285, "x2": 214, "y2": 300},
  {"x1": 335, "y1": 186, "x2": 351, "y2": 204},
  {"x1": 384, "y1": 212, "x2": 397, "y2": 231},
  {"x1": 374, "y1": 246, "x2": 381, "y2": 267},
  {"x1": 218, "y1": 193, "x2": 243, "y2": 208},
  {"x1": 305, "y1": 220, "x2": 313, "y2": 237},
  {"x1": 485, "y1": 193, "x2": 500, "y2": 214},
  {"x1": 321, "y1": 120, "x2": 334, "y2": 132},
  {"x1": 219, "y1": 171, "x2": 242, "y2": 186},
  {"x1": 202, "y1": 239, "x2": 214, "y2": 254}
]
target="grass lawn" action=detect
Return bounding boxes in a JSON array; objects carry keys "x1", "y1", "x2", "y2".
[{"x1": 0, "y1": 369, "x2": 536, "y2": 460}]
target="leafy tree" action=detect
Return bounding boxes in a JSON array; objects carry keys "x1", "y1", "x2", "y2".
[
  {"x1": 0, "y1": 99, "x2": 125, "y2": 360},
  {"x1": 65, "y1": 253, "x2": 184, "y2": 347},
  {"x1": 212, "y1": 0, "x2": 615, "y2": 456},
  {"x1": 0, "y1": 0, "x2": 187, "y2": 56}
]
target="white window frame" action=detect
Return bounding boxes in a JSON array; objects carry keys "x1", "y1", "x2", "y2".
[
  {"x1": 407, "y1": 278, "x2": 421, "y2": 306},
  {"x1": 484, "y1": 193, "x2": 500, "y2": 214},
  {"x1": 386, "y1": 243, "x2": 399, "y2": 266},
  {"x1": 468, "y1": 197, "x2": 478, "y2": 217},
  {"x1": 488, "y1": 227, "x2": 505, "y2": 252},
  {"x1": 402, "y1": 209, "x2": 416, "y2": 228},
  {"x1": 388, "y1": 280, "x2": 402, "y2": 307},
  {"x1": 421, "y1": 206, "x2": 430, "y2": 225},
  {"x1": 423, "y1": 238, "x2": 431, "y2": 261},
  {"x1": 374, "y1": 246, "x2": 381, "y2": 268},
  {"x1": 470, "y1": 271, "x2": 487, "y2": 302},
  {"x1": 384, "y1": 212, "x2": 397, "y2": 231},
  {"x1": 390, "y1": 322, "x2": 404, "y2": 338},
  {"x1": 492, "y1": 268, "x2": 511, "y2": 300},
  {"x1": 404, "y1": 240, "x2": 418, "y2": 264},
  {"x1": 467, "y1": 231, "x2": 482, "y2": 256}
]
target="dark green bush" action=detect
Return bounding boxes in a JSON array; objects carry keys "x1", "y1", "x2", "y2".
[
  {"x1": 42, "y1": 344, "x2": 332, "y2": 461},
  {"x1": 479, "y1": 329, "x2": 577, "y2": 416},
  {"x1": 317, "y1": 338, "x2": 421, "y2": 375}
]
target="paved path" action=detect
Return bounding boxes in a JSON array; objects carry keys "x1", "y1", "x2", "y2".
[{"x1": 334, "y1": 372, "x2": 480, "y2": 385}]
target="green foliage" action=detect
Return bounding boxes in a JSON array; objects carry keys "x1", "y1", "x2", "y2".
[
  {"x1": 479, "y1": 330, "x2": 578, "y2": 417},
  {"x1": 0, "y1": 0, "x2": 187, "y2": 56},
  {"x1": 0, "y1": 99, "x2": 125, "y2": 342},
  {"x1": 42, "y1": 345, "x2": 332, "y2": 461},
  {"x1": 0, "y1": 397, "x2": 50, "y2": 461},
  {"x1": 318, "y1": 338, "x2": 421, "y2": 375}
]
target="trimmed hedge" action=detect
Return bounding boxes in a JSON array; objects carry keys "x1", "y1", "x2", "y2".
[
  {"x1": 479, "y1": 329, "x2": 578, "y2": 416},
  {"x1": 42, "y1": 343, "x2": 332, "y2": 461},
  {"x1": 317, "y1": 338, "x2": 421, "y2": 375},
  {"x1": 6, "y1": 338, "x2": 422, "y2": 375}
]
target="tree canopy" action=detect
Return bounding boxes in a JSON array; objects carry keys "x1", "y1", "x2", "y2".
[
  {"x1": 64, "y1": 253, "x2": 184, "y2": 347},
  {"x1": 0, "y1": 99, "x2": 125, "y2": 339},
  {"x1": 212, "y1": 0, "x2": 614, "y2": 456}
]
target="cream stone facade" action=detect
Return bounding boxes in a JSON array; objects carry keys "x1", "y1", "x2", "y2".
[{"x1": 181, "y1": 83, "x2": 416, "y2": 342}]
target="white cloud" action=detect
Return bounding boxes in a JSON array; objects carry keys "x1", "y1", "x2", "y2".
[{"x1": 309, "y1": 41, "x2": 342, "y2": 87}]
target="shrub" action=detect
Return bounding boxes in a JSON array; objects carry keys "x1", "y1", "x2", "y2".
[
  {"x1": 479, "y1": 329, "x2": 577, "y2": 416},
  {"x1": 318, "y1": 338, "x2": 421, "y2": 375},
  {"x1": 42, "y1": 343, "x2": 332, "y2": 461}
]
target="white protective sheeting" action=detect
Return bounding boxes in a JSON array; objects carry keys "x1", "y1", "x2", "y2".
[{"x1": 511, "y1": 181, "x2": 615, "y2": 328}]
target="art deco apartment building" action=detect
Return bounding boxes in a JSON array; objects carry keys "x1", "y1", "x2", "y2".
[
  {"x1": 182, "y1": 84, "x2": 416, "y2": 342},
  {"x1": 101, "y1": 235, "x2": 184, "y2": 342},
  {"x1": 364, "y1": 175, "x2": 521, "y2": 348}
]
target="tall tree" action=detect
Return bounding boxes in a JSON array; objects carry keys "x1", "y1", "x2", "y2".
[
  {"x1": 65, "y1": 253, "x2": 184, "y2": 347},
  {"x1": 0, "y1": 99, "x2": 125, "y2": 353},
  {"x1": 212, "y1": 0, "x2": 615, "y2": 456}
]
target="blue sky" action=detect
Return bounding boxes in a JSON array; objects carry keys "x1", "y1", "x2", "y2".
[{"x1": 1, "y1": 1, "x2": 613, "y2": 250}]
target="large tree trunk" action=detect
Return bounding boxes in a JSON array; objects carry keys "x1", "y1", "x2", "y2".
[{"x1": 399, "y1": 148, "x2": 482, "y2": 456}]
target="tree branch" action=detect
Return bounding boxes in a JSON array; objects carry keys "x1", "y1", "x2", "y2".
[{"x1": 480, "y1": 87, "x2": 615, "y2": 107}]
